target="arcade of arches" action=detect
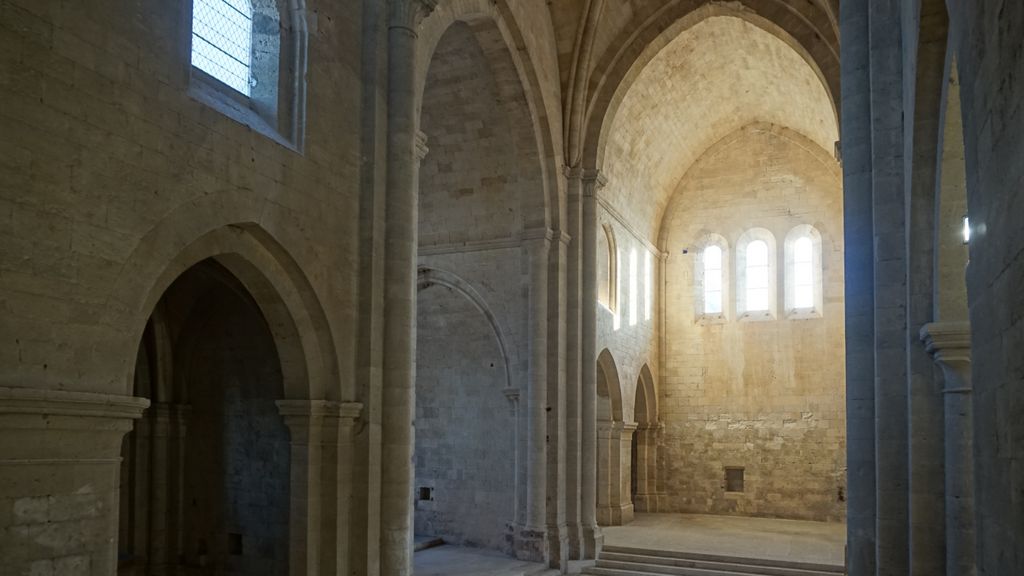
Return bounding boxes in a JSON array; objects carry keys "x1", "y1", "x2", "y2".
[{"x1": 1, "y1": 1, "x2": 1022, "y2": 575}]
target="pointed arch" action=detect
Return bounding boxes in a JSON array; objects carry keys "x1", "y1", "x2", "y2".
[{"x1": 596, "y1": 348, "x2": 623, "y2": 422}]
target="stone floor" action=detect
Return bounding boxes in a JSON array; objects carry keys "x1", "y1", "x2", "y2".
[
  {"x1": 413, "y1": 544, "x2": 561, "y2": 576},
  {"x1": 602, "y1": 512, "x2": 846, "y2": 566},
  {"x1": 412, "y1": 513, "x2": 845, "y2": 575}
]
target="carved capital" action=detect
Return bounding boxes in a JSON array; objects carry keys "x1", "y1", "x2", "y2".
[
  {"x1": 389, "y1": 0, "x2": 437, "y2": 30},
  {"x1": 920, "y1": 321, "x2": 972, "y2": 393},
  {"x1": 581, "y1": 169, "x2": 607, "y2": 197}
]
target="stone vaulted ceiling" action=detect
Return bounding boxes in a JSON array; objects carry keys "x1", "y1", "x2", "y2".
[{"x1": 601, "y1": 15, "x2": 840, "y2": 240}]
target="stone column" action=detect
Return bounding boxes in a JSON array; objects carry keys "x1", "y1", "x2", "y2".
[
  {"x1": 632, "y1": 423, "x2": 660, "y2": 512},
  {"x1": 0, "y1": 388, "x2": 149, "y2": 576},
  {"x1": 277, "y1": 400, "x2": 329, "y2": 576},
  {"x1": 334, "y1": 402, "x2": 364, "y2": 576},
  {"x1": 595, "y1": 421, "x2": 621, "y2": 526},
  {"x1": 147, "y1": 403, "x2": 191, "y2": 576},
  {"x1": 381, "y1": 2, "x2": 435, "y2": 575},
  {"x1": 921, "y1": 322, "x2": 976, "y2": 576},
  {"x1": 517, "y1": 230, "x2": 551, "y2": 562},
  {"x1": 580, "y1": 169, "x2": 606, "y2": 554},
  {"x1": 618, "y1": 422, "x2": 637, "y2": 524},
  {"x1": 564, "y1": 169, "x2": 584, "y2": 559},
  {"x1": 503, "y1": 386, "x2": 522, "y2": 529}
]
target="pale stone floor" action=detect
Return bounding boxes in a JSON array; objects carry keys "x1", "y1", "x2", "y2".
[
  {"x1": 414, "y1": 513, "x2": 846, "y2": 575},
  {"x1": 603, "y1": 513, "x2": 846, "y2": 566}
]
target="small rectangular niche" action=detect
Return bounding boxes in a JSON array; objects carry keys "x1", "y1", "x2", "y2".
[
  {"x1": 228, "y1": 533, "x2": 243, "y2": 556},
  {"x1": 725, "y1": 467, "x2": 745, "y2": 493},
  {"x1": 418, "y1": 486, "x2": 434, "y2": 502}
]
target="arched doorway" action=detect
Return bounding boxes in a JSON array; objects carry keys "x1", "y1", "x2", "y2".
[
  {"x1": 118, "y1": 260, "x2": 291, "y2": 576},
  {"x1": 596, "y1": 349, "x2": 630, "y2": 526},
  {"x1": 631, "y1": 364, "x2": 660, "y2": 512}
]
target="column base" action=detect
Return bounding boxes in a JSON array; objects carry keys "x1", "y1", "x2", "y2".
[
  {"x1": 565, "y1": 523, "x2": 582, "y2": 559},
  {"x1": 580, "y1": 524, "x2": 603, "y2": 560},
  {"x1": 546, "y1": 523, "x2": 569, "y2": 569},
  {"x1": 633, "y1": 492, "x2": 667, "y2": 513},
  {"x1": 512, "y1": 524, "x2": 547, "y2": 563},
  {"x1": 597, "y1": 503, "x2": 634, "y2": 526}
]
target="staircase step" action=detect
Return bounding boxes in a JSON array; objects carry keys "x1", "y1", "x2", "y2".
[
  {"x1": 598, "y1": 553, "x2": 839, "y2": 576},
  {"x1": 600, "y1": 546, "x2": 843, "y2": 574}
]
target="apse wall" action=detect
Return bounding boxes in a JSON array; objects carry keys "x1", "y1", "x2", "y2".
[{"x1": 659, "y1": 124, "x2": 846, "y2": 522}]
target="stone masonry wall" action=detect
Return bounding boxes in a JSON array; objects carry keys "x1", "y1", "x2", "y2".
[{"x1": 659, "y1": 125, "x2": 846, "y2": 522}]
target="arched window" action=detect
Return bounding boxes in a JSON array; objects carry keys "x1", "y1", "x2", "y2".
[
  {"x1": 628, "y1": 249, "x2": 638, "y2": 326},
  {"x1": 737, "y1": 229, "x2": 777, "y2": 318},
  {"x1": 785, "y1": 225, "x2": 824, "y2": 317},
  {"x1": 644, "y1": 250, "x2": 653, "y2": 321},
  {"x1": 793, "y1": 237, "x2": 813, "y2": 307},
  {"x1": 192, "y1": 0, "x2": 254, "y2": 95},
  {"x1": 598, "y1": 224, "x2": 618, "y2": 312},
  {"x1": 703, "y1": 245, "x2": 723, "y2": 314},
  {"x1": 745, "y1": 240, "x2": 770, "y2": 311},
  {"x1": 694, "y1": 234, "x2": 729, "y2": 321},
  {"x1": 189, "y1": 0, "x2": 308, "y2": 149}
]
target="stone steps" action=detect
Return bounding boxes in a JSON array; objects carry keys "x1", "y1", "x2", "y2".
[{"x1": 580, "y1": 545, "x2": 844, "y2": 576}]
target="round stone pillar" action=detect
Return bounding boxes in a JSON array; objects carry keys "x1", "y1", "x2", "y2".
[
  {"x1": 381, "y1": 2, "x2": 435, "y2": 575},
  {"x1": 579, "y1": 169, "x2": 606, "y2": 557},
  {"x1": 516, "y1": 230, "x2": 551, "y2": 562},
  {"x1": 921, "y1": 321, "x2": 976, "y2": 576}
]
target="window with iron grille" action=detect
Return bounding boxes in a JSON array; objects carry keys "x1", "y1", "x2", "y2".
[{"x1": 192, "y1": 0, "x2": 254, "y2": 96}]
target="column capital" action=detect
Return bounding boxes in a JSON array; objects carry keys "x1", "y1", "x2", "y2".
[
  {"x1": 502, "y1": 386, "x2": 520, "y2": 404},
  {"x1": 920, "y1": 321, "x2": 972, "y2": 392},
  {"x1": 415, "y1": 130, "x2": 429, "y2": 161},
  {"x1": 0, "y1": 386, "x2": 149, "y2": 423},
  {"x1": 581, "y1": 169, "x2": 607, "y2": 197},
  {"x1": 920, "y1": 321, "x2": 971, "y2": 366},
  {"x1": 388, "y1": 0, "x2": 437, "y2": 31}
]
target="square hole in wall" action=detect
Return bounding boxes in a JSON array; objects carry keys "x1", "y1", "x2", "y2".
[
  {"x1": 228, "y1": 533, "x2": 243, "y2": 556},
  {"x1": 418, "y1": 486, "x2": 434, "y2": 501},
  {"x1": 725, "y1": 467, "x2": 745, "y2": 493}
]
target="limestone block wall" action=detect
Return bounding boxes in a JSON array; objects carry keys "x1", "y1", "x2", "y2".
[
  {"x1": 659, "y1": 125, "x2": 846, "y2": 522},
  {"x1": 414, "y1": 12, "x2": 538, "y2": 552},
  {"x1": 951, "y1": 0, "x2": 1024, "y2": 571},
  {"x1": 595, "y1": 212, "x2": 658, "y2": 425},
  {"x1": 0, "y1": 1, "x2": 363, "y2": 572}
]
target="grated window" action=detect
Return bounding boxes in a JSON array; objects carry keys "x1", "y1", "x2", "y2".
[
  {"x1": 192, "y1": 0, "x2": 253, "y2": 96},
  {"x1": 725, "y1": 467, "x2": 745, "y2": 492}
]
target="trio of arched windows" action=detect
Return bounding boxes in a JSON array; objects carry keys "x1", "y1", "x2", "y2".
[{"x1": 696, "y1": 226, "x2": 823, "y2": 320}]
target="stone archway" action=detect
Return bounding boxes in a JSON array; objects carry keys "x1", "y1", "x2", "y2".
[
  {"x1": 631, "y1": 364, "x2": 661, "y2": 513},
  {"x1": 113, "y1": 223, "x2": 356, "y2": 576},
  {"x1": 596, "y1": 348, "x2": 631, "y2": 526}
]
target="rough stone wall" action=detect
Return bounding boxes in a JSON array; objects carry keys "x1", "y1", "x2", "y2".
[
  {"x1": 659, "y1": 125, "x2": 846, "y2": 522},
  {"x1": 414, "y1": 282, "x2": 516, "y2": 552},
  {"x1": 950, "y1": 0, "x2": 1024, "y2": 572}
]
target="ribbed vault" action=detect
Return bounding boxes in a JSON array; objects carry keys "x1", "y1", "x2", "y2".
[{"x1": 600, "y1": 15, "x2": 839, "y2": 240}]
